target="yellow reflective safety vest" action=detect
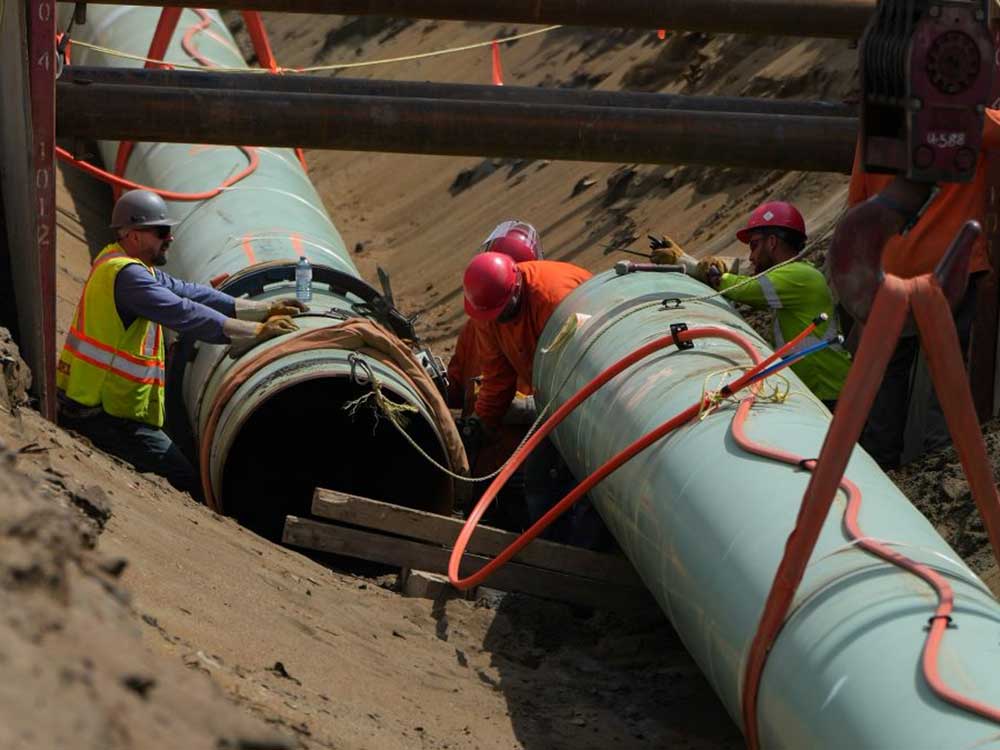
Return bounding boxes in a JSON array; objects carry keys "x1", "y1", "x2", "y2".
[{"x1": 56, "y1": 243, "x2": 166, "y2": 427}]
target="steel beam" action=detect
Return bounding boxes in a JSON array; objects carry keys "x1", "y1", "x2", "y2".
[
  {"x1": 56, "y1": 80, "x2": 857, "y2": 173},
  {"x1": 61, "y1": 66, "x2": 856, "y2": 119},
  {"x1": 76, "y1": 0, "x2": 876, "y2": 38}
]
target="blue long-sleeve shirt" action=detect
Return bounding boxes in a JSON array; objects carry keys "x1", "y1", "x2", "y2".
[{"x1": 114, "y1": 265, "x2": 236, "y2": 344}]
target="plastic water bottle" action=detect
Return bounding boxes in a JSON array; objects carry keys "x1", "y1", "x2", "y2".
[{"x1": 295, "y1": 256, "x2": 312, "y2": 303}]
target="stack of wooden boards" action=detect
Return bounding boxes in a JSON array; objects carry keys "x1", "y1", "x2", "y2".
[{"x1": 284, "y1": 490, "x2": 653, "y2": 610}]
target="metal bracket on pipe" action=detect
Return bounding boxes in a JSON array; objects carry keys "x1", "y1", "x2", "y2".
[
  {"x1": 924, "y1": 614, "x2": 958, "y2": 631},
  {"x1": 413, "y1": 346, "x2": 449, "y2": 400},
  {"x1": 348, "y1": 352, "x2": 374, "y2": 386},
  {"x1": 670, "y1": 322, "x2": 694, "y2": 350}
]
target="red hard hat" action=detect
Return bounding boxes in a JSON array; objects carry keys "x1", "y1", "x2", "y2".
[
  {"x1": 464, "y1": 252, "x2": 519, "y2": 321},
  {"x1": 736, "y1": 201, "x2": 807, "y2": 244},
  {"x1": 479, "y1": 220, "x2": 543, "y2": 263}
]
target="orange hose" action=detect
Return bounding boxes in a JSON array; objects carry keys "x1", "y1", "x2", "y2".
[
  {"x1": 449, "y1": 314, "x2": 1000, "y2": 736},
  {"x1": 448, "y1": 320, "x2": 822, "y2": 590},
  {"x1": 448, "y1": 325, "x2": 767, "y2": 590},
  {"x1": 181, "y1": 9, "x2": 216, "y2": 67},
  {"x1": 731, "y1": 400, "x2": 1000, "y2": 727},
  {"x1": 54, "y1": 144, "x2": 259, "y2": 201},
  {"x1": 56, "y1": 8, "x2": 305, "y2": 196}
]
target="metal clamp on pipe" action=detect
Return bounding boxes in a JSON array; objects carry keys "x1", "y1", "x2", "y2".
[
  {"x1": 614, "y1": 260, "x2": 686, "y2": 276},
  {"x1": 217, "y1": 260, "x2": 418, "y2": 341}
]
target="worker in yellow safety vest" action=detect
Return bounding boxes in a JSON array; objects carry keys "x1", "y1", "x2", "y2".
[
  {"x1": 652, "y1": 201, "x2": 851, "y2": 409},
  {"x1": 57, "y1": 189, "x2": 306, "y2": 498}
]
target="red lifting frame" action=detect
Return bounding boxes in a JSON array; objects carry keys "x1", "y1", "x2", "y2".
[
  {"x1": 111, "y1": 6, "x2": 181, "y2": 201},
  {"x1": 740, "y1": 230, "x2": 1000, "y2": 749},
  {"x1": 113, "y1": 6, "x2": 305, "y2": 190}
]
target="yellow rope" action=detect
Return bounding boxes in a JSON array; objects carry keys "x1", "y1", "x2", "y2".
[
  {"x1": 70, "y1": 24, "x2": 562, "y2": 74},
  {"x1": 297, "y1": 25, "x2": 561, "y2": 72},
  {"x1": 697, "y1": 366, "x2": 790, "y2": 420},
  {"x1": 344, "y1": 380, "x2": 419, "y2": 430}
]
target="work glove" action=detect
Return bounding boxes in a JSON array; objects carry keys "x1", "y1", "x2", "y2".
[
  {"x1": 456, "y1": 414, "x2": 495, "y2": 464},
  {"x1": 502, "y1": 394, "x2": 537, "y2": 426},
  {"x1": 267, "y1": 297, "x2": 309, "y2": 317},
  {"x1": 256, "y1": 315, "x2": 299, "y2": 342},
  {"x1": 647, "y1": 234, "x2": 685, "y2": 265},
  {"x1": 694, "y1": 257, "x2": 728, "y2": 288},
  {"x1": 225, "y1": 315, "x2": 299, "y2": 358},
  {"x1": 234, "y1": 297, "x2": 309, "y2": 322}
]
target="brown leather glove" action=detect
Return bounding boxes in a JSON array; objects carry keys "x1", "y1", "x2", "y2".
[
  {"x1": 267, "y1": 297, "x2": 309, "y2": 317},
  {"x1": 226, "y1": 315, "x2": 300, "y2": 359},
  {"x1": 256, "y1": 315, "x2": 299, "y2": 342},
  {"x1": 648, "y1": 234, "x2": 685, "y2": 265},
  {"x1": 651, "y1": 245, "x2": 683, "y2": 265},
  {"x1": 694, "y1": 257, "x2": 728, "y2": 288}
]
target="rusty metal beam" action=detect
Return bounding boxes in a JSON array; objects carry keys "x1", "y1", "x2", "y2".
[
  {"x1": 77, "y1": 0, "x2": 876, "y2": 38},
  {"x1": 56, "y1": 78, "x2": 857, "y2": 172},
  {"x1": 1, "y1": 0, "x2": 57, "y2": 418},
  {"x1": 61, "y1": 66, "x2": 855, "y2": 119}
]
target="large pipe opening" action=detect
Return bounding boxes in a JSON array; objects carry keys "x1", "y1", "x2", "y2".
[{"x1": 221, "y1": 377, "x2": 451, "y2": 540}]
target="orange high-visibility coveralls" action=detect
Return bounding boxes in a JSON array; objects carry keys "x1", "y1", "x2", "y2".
[
  {"x1": 447, "y1": 321, "x2": 535, "y2": 415},
  {"x1": 847, "y1": 109, "x2": 1000, "y2": 277},
  {"x1": 472, "y1": 260, "x2": 592, "y2": 428}
]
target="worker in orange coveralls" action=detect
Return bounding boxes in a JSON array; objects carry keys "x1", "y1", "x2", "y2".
[
  {"x1": 461, "y1": 251, "x2": 606, "y2": 548},
  {"x1": 446, "y1": 221, "x2": 545, "y2": 530},
  {"x1": 446, "y1": 220, "x2": 543, "y2": 416},
  {"x1": 846, "y1": 109, "x2": 1000, "y2": 469}
]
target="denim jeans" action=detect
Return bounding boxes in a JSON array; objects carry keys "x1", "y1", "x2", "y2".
[{"x1": 59, "y1": 410, "x2": 201, "y2": 500}]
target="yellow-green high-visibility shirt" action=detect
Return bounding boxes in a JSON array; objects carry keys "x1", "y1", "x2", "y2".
[{"x1": 718, "y1": 261, "x2": 851, "y2": 402}]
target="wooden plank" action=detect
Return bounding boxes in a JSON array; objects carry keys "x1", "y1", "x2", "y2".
[
  {"x1": 312, "y1": 489, "x2": 643, "y2": 588},
  {"x1": 399, "y1": 568, "x2": 474, "y2": 601},
  {"x1": 283, "y1": 516, "x2": 656, "y2": 612}
]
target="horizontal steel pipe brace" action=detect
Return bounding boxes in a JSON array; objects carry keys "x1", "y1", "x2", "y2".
[
  {"x1": 56, "y1": 81, "x2": 857, "y2": 172},
  {"x1": 61, "y1": 67, "x2": 856, "y2": 119},
  {"x1": 76, "y1": 0, "x2": 876, "y2": 38}
]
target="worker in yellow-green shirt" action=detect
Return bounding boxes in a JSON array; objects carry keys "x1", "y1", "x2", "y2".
[{"x1": 654, "y1": 201, "x2": 850, "y2": 409}]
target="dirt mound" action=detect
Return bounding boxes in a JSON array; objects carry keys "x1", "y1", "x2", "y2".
[
  {"x1": 0, "y1": 327, "x2": 32, "y2": 408},
  {"x1": 0, "y1": 337, "x2": 287, "y2": 749},
  {"x1": 889, "y1": 418, "x2": 1000, "y2": 578}
]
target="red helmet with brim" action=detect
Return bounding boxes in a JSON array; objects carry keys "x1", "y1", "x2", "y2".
[
  {"x1": 463, "y1": 252, "x2": 519, "y2": 321},
  {"x1": 736, "y1": 201, "x2": 807, "y2": 244}
]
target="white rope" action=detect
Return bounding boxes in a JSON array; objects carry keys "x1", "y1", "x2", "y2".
[{"x1": 69, "y1": 25, "x2": 562, "y2": 74}]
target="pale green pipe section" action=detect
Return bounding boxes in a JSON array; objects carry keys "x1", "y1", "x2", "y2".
[
  {"x1": 534, "y1": 269, "x2": 1000, "y2": 749},
  {"x1": 60, "y1": 4, "x2": 453, "y2": 511}
]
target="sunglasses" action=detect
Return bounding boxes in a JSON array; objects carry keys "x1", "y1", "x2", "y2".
[
  {"x1": 141, "y1": 226, "x2": 173, "y2": 239},
  {"x1": 748, "y1": 235, "x2": 767, "y2": 251}
]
